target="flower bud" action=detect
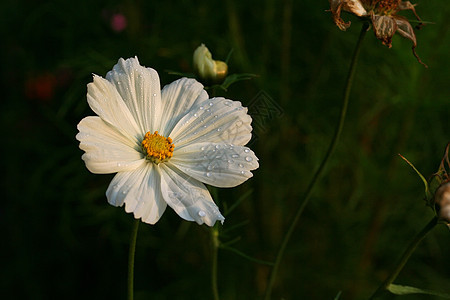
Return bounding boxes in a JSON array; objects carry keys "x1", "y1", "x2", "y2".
[
  {"x1": 193, "y1": 44, "x2": 228, "y2": 85},
  {"x1": 435, "y1": 181, "x2": 450, "y2": 223}
]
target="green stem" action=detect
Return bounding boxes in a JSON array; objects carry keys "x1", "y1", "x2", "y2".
[
  {"x1": 264, "y1": 23, "x2": 369, "y2": 300},
  {"x1": 369, "y1": 216, "x2": 438, "y2": 299},
  {"x1": 211, "y1": 227, "x2": 220, "y2": 300},
  {"x1": 128, "y1": 218, "x2": 140, "y2": 300}
]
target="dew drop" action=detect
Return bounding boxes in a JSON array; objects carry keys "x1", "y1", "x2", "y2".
[
  {"x1": 121, "y1": 190, "x2": 127, "y2": 195},
  {"x1": 231, "y1": 154, "x2": 239, "y2": 158},
  {"x1": 198, "y1": 210, "x2": 206, "y2": 217},
  {"x1": 200, "y1": 146, "x2": 205, "y2": 151},
  {"x1": 117, "y1": 81, "x2": 121, "y2": 85},
  {"x1": 223, "y1": 100, "x2": 232, "y2": 106},
  {"x1": 117, "y1": 163, "x2": 122, "y2": 167},
  {"x1": 194, "y1": 113, "x2": 198, "y2": 117},
  {"x1": 240, "y1": 170, "x2": 246, "y2": 175},
  {"x1": 244, "y1": 148, "x2": 250, "y2": 153},
  {"x1": 217, "y1": 127, "x2": 222, "y2": 132},
  {"x1": 199, "y1": 106, "x2": 204, "y2": 110},
  {"x1": 214, "y1": 115, "x2": 218, "y2": 118},
  {"x1": 206, "y1": 109, "x2": 211, "y2": 113},
  {"x1": 215, "y1": 145, "x2": 220, "y2": 149},
  {"x1": 238, "y1": 163, "x2": 244, "y2": 168},
  {"x1": 153, "y1": 93, "x2": 157, "y2": 97},
  {"x1": 207, "y1": 165, "x2": 213, "y2": 170},
  {"x1": 245, "y1": 156, "x2": 253, "y2": 162},
  {"x1": 206, "y1": 172, "x2": 211, "y2": 177},
  {"x1": 209, "y1": 102, "x2": 214, "y2": 106}
]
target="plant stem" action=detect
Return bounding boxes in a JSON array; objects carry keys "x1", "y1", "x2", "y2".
[
  {"x1": 211, "y1": 227, "x2": 220, "y2": 300},
  {"x1": 369, "y1": 216, "x2": 438, "y2": 299},
  {"x1": 264, "y1": 23, "x2": 369, "y2": 300},
  {"x1": 128, "y1": 218, "x2": 140, "y2": 300}
]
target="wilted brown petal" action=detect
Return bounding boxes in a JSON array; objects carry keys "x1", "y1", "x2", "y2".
[
  {"x1": 394, "y1": 16, "x2": 417, "y2": 47},
  {"x1": 371, "y1": 13, "x2": 397, "y2": 48},
  {"x1": 398, "y1": 1, "x2": 421, "y2": 21},
  {"x1": 329, "y1": 0, "x2": 367, "y2": 31},
  {"x1": 395, "y1": 16, "x2": 427, "y2": 67}
]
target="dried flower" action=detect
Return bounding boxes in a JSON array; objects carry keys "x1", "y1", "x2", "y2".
[
  {"x1": 329, "y1": 0, "x2": 426, "y2": 66},
  {"x1": 435, "y1": 182, "x2": 450, "y2": 224}
]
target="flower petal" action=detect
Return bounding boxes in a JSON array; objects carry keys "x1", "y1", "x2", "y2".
[
  {"x1": 159, "y1": 77, "x2": 209, "y2": 136},
  {"x1": 329, "y1": 0, "x2": 367, "y2": 30},
  {"x1": 106, "y1": 163, "x2": 167, "y2": 224},
  {"x1": 87, "y1": 75, "x2": 141, "y2": 139},
  {"x1": 159, "y1": 164, "x2": 224, "y2": 226},
  {"x1": 106, "y1": 57, "x2": 162, "y2": 134},
  {"x1": 169, "y1": 97, "x2": 252, "y2": 148},
  {"x1": 394, "y1": 16, "x2": 417, "y2": 47},
  {"x1": 76, "y1": 116, "x2": 145, "y2": 174},
  {"x1": 170, "y1": 142, "x2": 258, "y2": 188},
  {"x1": 371, "y1": 13, "x2": 397, "y2": 48}
]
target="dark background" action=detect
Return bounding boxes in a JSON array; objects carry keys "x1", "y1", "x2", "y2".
[{"x1": 1, "y1": 0, "x2": 449, "y2": 299}]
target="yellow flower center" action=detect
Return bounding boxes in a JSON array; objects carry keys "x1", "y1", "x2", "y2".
[{"x1": 141, "y1": 131, "x2": 175, "y2": 164}]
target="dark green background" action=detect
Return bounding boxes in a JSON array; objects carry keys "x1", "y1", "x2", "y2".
[{"x1": 1, "y1": 0, "x2": 449, "y2": 299}]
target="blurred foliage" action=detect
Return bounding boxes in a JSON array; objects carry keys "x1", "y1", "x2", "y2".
[{"x1": 1, "y1": 0, "x2": 449, "y2": 299}]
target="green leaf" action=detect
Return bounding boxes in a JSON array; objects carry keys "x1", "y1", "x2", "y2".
[
  {"x1": 398, "y1": 154, "x2": 432, "y2": 200},
  {"x1": 166, "y1": 70, "x2": 195, "y2": 78},
  {"x1": 220, "y1": 245, "x2": 274, "y2": 266},
  {"x1": 218, "y1": 73, "x2": 259, "y2": 91},
  {"x1": 387, "y1": 284, "x2": 450, "y2": 298}
]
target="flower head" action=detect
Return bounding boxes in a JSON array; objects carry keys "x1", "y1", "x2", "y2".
[
  {"x1": 329, "y1": 0, "x2": 426, "y2": 66},
  {"x1": 193, "y1": 44, "x2": 228, "y2": 85},
  {"x1": 76, "y1": 57, "x2": 258, "y2": 226}
]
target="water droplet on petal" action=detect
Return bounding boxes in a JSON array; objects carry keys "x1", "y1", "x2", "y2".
[
  {"x1": 199, "y1": 106, "x2": 204, "y2": 110},
  {"x1": 201, "y1": 146, "x2": 205, "y2": 151},
  {"x1": 194, "y1": 113, "x2": 198, "y2": 117},
  {"x1": 206, "y1": 109, "x2": 211, "y2": 113},
  {"x1": 238, "y1": 163, "x2": 244, "y2": 168},
  {"x1": 244, "y1": 148, "x2": 250, "y2": 153},
  {"x1": 240, "y1": 170, "x2": 245, "y2": 175},
  {"x1": 245, "y1": 156, "x2": 253, "y2": 162},
  {"x1": 117, "y1": 163, "x2": 122, "y2": 167},
  {"x1": 223, "y1": 100, "x2": 232, "y2": 106},
  {"x1": 217, "y1": 128, "x2": 222, "y2": 132},
  {"x1": 198, "y1": 210, "x2": 206, "y2": 217},
  {"x1": 153, "y1": 93, "x2": 157, "y2": 97},
  {"x1": 214, "y1": 115, "x2": 218, "y2": 118},
  {"x1": 206, "y1": 172, "x2": 211, "y2": 177},
  {"x1": 215, "y1": 145, "x2": 220, "y2": 149},
  {"x1": 209, "y1": 102, "x2": 214, "y2": 106},
  {"x1": 232, "y1": 154, "x2": 239, "y2": 158}
]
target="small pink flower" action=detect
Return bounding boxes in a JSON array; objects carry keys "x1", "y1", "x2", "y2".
[{"x1": 111, "y1": 13, "x2": 127, "y2": 33}]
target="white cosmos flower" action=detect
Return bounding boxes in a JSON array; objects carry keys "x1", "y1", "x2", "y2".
[{"x1": 76, "y1": 57, "x2": 259, "y2": 226}]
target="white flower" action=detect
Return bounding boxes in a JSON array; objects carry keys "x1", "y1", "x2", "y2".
[{"x1": 76, "y1": 57, "x2": 258, "y2": 226}]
